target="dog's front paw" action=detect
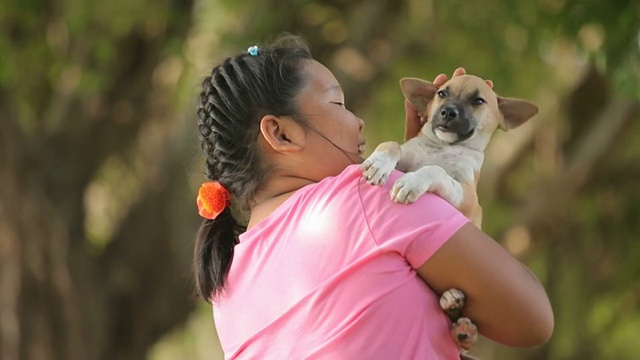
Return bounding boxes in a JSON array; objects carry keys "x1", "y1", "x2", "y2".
[
  {"x1": 361, "y1": 152, "x2": 395, "y2": 186},
  {"x1": 451, "y1": 317, "x2": 478, "y2": 351},
  {"x1": 390, "y1": 172, "x2": 429, "y2": 204}
]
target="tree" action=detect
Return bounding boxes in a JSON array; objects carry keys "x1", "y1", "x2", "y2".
[
  {"x1": 3, "y1": 0, "x2": 639, "y2": 359},
  {"x1": 0, "y1": 0, "x2": 197, "y2": 359},
  {"x1": 178, "y1": 1, "x2": 640, "y2": 358}
]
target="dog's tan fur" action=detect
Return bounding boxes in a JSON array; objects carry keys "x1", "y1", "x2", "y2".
[{"x1": 361, "y1": 74, "x2": 538, "y2": 356}]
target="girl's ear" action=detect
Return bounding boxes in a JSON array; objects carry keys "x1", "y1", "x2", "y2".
[{"x1": 259, "y1": 115, "x2": 305, "y2": 153}]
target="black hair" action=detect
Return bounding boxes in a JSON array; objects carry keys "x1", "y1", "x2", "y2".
[{"x1": 194, "y1": 34, "x2": 313, "y2": 302}]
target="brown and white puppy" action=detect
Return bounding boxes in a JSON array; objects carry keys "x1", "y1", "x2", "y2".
[
  {"x1": 361, "y1": 74, "x2": 538, "y2": 228},
  {"x1": 360, "y1": 74, "x2": 539, "y2": 355}
]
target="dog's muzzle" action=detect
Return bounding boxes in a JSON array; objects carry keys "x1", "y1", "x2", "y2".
[{"x1": 432, "y1": 104, "x2": 475, "y2": 143}]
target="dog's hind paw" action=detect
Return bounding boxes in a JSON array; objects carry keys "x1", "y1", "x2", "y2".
[
  {"x1": 440, "y1": 288, "x2": 465, "y2": 312},
  {"x1": 451, "y1": 317, "x2": 478, "y2": 351}
]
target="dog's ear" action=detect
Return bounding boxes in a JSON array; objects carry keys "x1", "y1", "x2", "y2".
[
  {"x1": 400, "y1": 77, "x2": 438, "y2": 113},
  {"x1": 497, "y1": 96, "x2": 539, "y2": 130}
]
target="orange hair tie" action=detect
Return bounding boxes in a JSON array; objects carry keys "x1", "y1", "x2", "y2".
[{"x1": 196, "y1": 182, "x2": 231, "y2": 220}]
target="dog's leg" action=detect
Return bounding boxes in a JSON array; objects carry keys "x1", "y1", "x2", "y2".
[
  {"x1": 459, "y1": 179, "x2": 482, "y2": 229},
  {"x1": 451, "y1": 317, "x2": 479, "y2": 351},
  {"x1": 390, "y1": 165, "x2": 464, "y2": 206},
  {"x1": 469, "y1": 205, "x2": 483, "y2": 229},
  {"x1": 440, "y1": 289, "x2": 479, "y2": 355},
  {"x1": 360, "y1": 141, "x2": 402, "y2": 186}
]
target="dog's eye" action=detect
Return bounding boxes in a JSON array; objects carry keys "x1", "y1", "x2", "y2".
[
  {"x1": 472, "y1": 98, "x2": 486, "y2": 105},
  {"x1": 437, "y1": 90, "x2": 447, "y2": 98}
]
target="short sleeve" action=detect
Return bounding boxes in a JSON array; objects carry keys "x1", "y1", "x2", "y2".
[{"x1": 357, "y1": 168, "x2": 469, "y2": 268}]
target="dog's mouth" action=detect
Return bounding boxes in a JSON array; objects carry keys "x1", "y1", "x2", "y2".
[{"x1": 433, "y1": 124, "x2": 475, "y2": 144}]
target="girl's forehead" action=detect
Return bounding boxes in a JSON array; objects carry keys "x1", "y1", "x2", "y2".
[{"x1": 302, "y1": 60, "x2": 342, "y2": 94}]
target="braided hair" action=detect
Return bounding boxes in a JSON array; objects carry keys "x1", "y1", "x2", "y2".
[{"x1": 194, "y1": 35, "x2": 313, "y2": 302}]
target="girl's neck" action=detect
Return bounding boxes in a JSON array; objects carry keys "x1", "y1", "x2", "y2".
[{"x1": 247, "y1": 177, "x2": 315, "y2": 230}]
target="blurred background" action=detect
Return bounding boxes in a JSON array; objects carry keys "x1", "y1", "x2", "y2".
[{"x1": 1, "y1": 0, "x2": 639, "y2": 359}]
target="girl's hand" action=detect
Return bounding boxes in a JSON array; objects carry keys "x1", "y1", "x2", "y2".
[{"x1": 404, "y1": 68, "x2": 493, "y2": 141}]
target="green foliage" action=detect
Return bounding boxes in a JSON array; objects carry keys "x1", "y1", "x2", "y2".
[
  {"x1": 0, "y1": 0, "x2": 189, "y2": 129},
  {"x1": 145, "y1": 2, "x2": 640, "y2": 359},
  {"x1": 4, "y1": 0, "x2": 637, "y2": 358}
]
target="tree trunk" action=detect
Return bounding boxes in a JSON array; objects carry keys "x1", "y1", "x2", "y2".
[{"x1": 0, "y1": 1, "x2": 197, "y2": 358}]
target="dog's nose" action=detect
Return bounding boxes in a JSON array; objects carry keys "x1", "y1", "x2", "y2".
[{"x1": 440, "y1": 105, "x2": 459, "y2": 120}]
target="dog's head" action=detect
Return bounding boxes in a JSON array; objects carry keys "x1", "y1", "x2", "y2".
[{"x1": 400, "y1": 75, "x2": 539, "y2": 149}]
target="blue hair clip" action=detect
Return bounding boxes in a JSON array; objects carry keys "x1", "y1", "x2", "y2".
[{"x1": 247, "y1": 45, "x2": 259, "y2": 56}]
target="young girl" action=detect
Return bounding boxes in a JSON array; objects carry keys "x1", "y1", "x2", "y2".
[{"x1": 194, "y1": 34, "x2": 553, "y2": 359}]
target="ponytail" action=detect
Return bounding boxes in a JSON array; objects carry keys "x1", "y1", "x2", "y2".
[
  {"x1": 193, "y1": 207, "x2": 244, "y2": 302},
  {"x1": 195, "y1": 34, "x2": 312, "y2": 301}
]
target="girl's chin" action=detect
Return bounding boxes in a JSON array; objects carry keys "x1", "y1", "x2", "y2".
[{"x1": 353, "y1": 156, "x2": 365, "y2": 164}]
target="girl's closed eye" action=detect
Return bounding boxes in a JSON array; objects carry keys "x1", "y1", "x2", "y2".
[{"x1": 331, "y1": 101, "x2": 345, "y2": 107}]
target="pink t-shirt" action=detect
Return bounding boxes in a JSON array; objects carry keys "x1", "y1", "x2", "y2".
[{"x1": 213, "y1": 164, "x2": 469, "y2": 359}]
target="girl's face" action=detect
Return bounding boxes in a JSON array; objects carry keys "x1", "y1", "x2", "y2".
[{"x1": 296, "y1": 60, "x2": 366, "y2": 179}]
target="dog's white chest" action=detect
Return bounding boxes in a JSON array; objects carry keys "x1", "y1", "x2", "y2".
[{"x1": 398, "y1": 139, "x2": 483, "y2": 182}]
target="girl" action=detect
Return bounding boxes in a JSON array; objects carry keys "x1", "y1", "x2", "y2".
[{"x1": 194, "y1": 34, "x2": 553, "y2": 359}]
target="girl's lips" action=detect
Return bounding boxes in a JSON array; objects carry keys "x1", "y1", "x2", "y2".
[{"x1": 357, "y1": 143, "x2": 366, "y2": 154}]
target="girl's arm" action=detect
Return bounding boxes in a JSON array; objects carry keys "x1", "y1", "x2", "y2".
[{"x1": 417, "y1": 222, "x2": 554, "y2": 347}]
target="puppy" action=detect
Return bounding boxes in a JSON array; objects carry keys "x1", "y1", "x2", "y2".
[
  {"x1": 361, "y1": 74, "x2": 539, "y2": 354},
  {"x1": 361, "y1": 74, "x2": 538, "y2": 227}
]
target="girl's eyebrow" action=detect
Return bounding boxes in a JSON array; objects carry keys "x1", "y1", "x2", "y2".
[{"x1": 325, "y1": 84, "x2": 343, "y2": 93}]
